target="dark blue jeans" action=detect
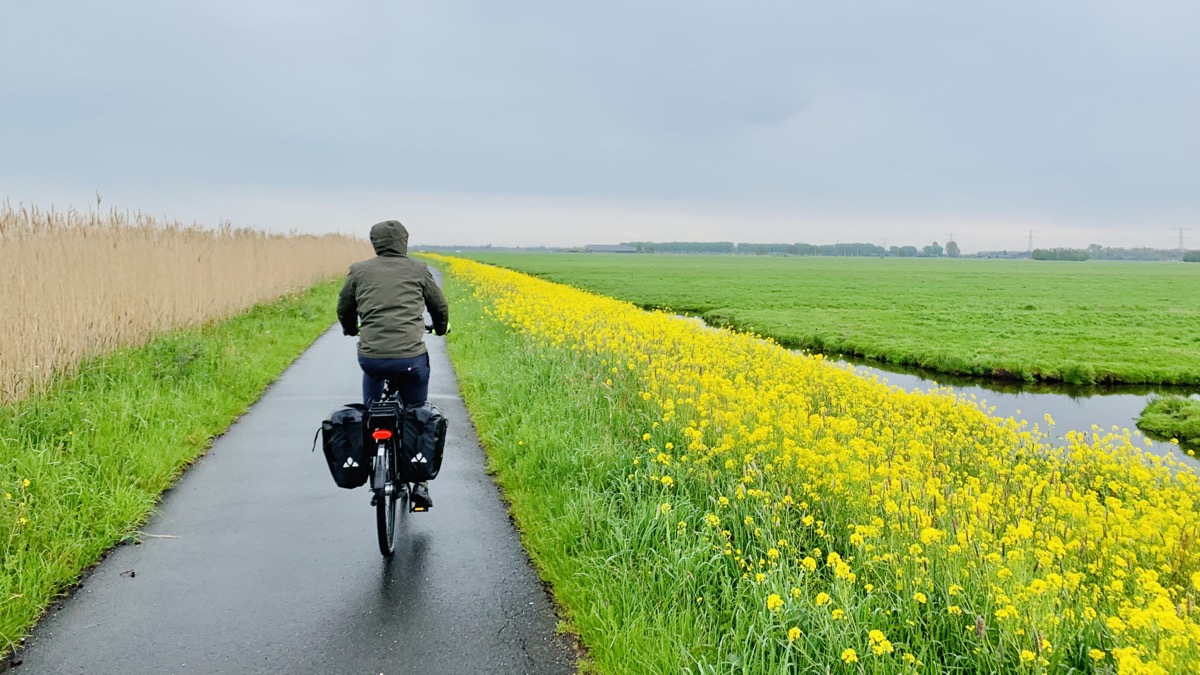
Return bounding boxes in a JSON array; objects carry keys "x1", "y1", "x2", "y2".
[{"x1": 358, "y1": 352, "x2": 430, "y2": 406}]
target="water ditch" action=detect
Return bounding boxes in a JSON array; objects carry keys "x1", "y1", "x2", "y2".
[
  {"x1": 830, "y1": 353, "x2": 1200, "y2": 471},
  {"x1": 672, "y1": 314, "x2": 1200, "y2": 469}
]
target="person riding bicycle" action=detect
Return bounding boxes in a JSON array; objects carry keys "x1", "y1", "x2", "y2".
[{"x1": 337, "y1": 219, "x2": 449, "y2": 510}]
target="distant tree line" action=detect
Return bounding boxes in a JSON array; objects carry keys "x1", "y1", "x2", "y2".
[
  {"x1": 623, "y1": 241, "x2": 738, "y2": 254},
  {"x1": 622, "y1": 241, "x2": 961, "y2": 257},
  {"x1": 1032, "y1": 248, "x2": 1090, "y2": 261},
  {"x1": 1085, "y1": 244, "x2": 1193, "y2": 261},
  {"x1": 1029, "y1": 247, "x2": 1200, "y2": 262},
  {"x1": 620, "y1": 241, "x2": 1198, "y2": 261}
]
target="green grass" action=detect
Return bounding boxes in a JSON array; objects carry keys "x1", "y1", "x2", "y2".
[
  {"x1": 1137, "y1": 396, "x2": 1200, "y2": 449},
  {"x1": 464, "y1": 253, "x2": 1200, "y2": 385},
  {"x1": 0, "y1": 281, "x2": 342, "y2": 654}
]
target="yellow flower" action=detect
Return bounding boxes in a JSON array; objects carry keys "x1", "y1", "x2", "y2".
[
  {"x1": 815, "y1": 592, "x2": 831, "y2": 606},
  {"x1": 787, "y1": 627, "x2": 801, "y2": 642},
  {"x1": 947, "y1": 605, "x2": 962, "y2": 615},
  {"x1": 840, "y1": 649, "x2": 858, "y2": 664},
  {"x1": 660, "y1": 476, "x2": 674, "y2": 487},
  {"x1": 767, "y1": 594, "x2": 784, "y2": 611},
  {"x1": 659, "y1": 502, "x2": 671, "y2": 513},
  {"x1": 1088, "y1": 649, "x2": 1106, "y2": 662},
  {"x1": 1020, "y1": 650, "x2": 1036, "y2": 663},
  {"x1": 22, "y1": 479, "x2": 30, "y2": 488},
  {"x1": 995, "y1": 606, "x2": 1018, "y2": 621},
  {"x1": 831, "y1": 609, "x2": 845, "y2": 620},
  {"x1": 913, "y1": 592, "x2": 927, "y2": 604}
]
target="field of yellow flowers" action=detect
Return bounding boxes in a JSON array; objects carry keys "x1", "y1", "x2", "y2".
[{"x1": 437, "y1": 255, "x2": 1200, "y2": 674}]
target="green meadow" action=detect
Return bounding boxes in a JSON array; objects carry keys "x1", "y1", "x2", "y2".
[
  {"x1": 464, "y1": 253, "x2": 1200, "y2": 386},
  {"x1": 1138, "y1": 396, "x2": 1200, "y2": 449}
]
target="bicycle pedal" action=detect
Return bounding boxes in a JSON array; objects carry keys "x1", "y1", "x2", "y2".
[{"x1": 409, "y1": 504, "x2": 429, "y2": 513}]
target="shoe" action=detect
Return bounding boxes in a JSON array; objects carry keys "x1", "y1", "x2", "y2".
[{"x1": 410, "y1": 482, "x2": 432, "y2": 511}]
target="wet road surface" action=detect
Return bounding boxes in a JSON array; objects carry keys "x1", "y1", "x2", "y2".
[{"x1": 10, "y1": 327, "x2": 577, "y2": 674}]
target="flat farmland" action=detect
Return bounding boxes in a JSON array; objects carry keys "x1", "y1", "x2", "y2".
[
  {"x1": 437, "y1": 255, "x2": 1200, "y2": 672},
  {"x1": 465, "y1": 253, "x2": 1200, "y2": 385}
]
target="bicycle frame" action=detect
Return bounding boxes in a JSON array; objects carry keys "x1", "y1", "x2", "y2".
[{"x1": 366, "y1": 381, "x2": 415, "y2": 556}]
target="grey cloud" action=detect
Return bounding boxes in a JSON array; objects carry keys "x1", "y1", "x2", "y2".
[{"x1": 1, "y1": 0, "x2": 1197, "y2": 231}]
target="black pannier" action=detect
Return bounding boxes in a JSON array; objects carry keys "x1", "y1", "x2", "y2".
[
  {"x1": 314, "y1": 403, "x2": 370, "y2": 489},
  {"x1": 397, "y1": 402, "x2": 448, "y2": 483}
]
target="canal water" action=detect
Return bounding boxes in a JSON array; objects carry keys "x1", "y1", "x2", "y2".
[
  {"x1": 675, "y1": 315, "x2": 1199, "y2": 471},
  {"x1": 830, "y1": 354, "x2": 1200, "y2": 471}
]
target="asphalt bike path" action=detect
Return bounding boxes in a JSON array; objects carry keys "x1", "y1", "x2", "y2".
[{"x1": 11, "y1": 318, "x2": 577, "y2": 673}]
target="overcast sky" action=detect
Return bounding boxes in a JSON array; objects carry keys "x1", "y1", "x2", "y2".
[{"x1": 2, "y1": 1, "x2": 1198, "y2": 251}]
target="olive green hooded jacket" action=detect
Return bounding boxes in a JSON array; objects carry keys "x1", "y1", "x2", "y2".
[{"x1": 337, "y1": 220, "x2": 449, "y2": 359}]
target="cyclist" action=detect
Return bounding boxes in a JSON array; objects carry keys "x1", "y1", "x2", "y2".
[{"x1": 337, "y1": 219, "x2": 449, "y2": 510}]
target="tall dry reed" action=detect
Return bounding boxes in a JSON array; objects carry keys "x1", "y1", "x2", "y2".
[{"x1": 0, "y1": 202, "x2": 371, "y2": 403}]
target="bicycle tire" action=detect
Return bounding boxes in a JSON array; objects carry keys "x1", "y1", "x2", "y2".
[{"x1": 375, "y1": 441, "x2": 398, "y2": 557}]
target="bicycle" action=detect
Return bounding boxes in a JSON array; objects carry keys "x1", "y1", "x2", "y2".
[
  {"x1": 363, "y1": 325, "x2": 444, "y2": 556},
  {"x1": 365, "y1": 379, "x2": 427, "y2": 557}
]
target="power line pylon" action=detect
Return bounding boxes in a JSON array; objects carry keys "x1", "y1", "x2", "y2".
[{"x1": 1172, "y1": 227, "x2": 1190, "y2": 251}]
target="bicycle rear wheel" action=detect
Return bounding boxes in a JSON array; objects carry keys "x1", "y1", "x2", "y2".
[{"x1": 375, "y1": 441, "x2": 399, "y2": 557}]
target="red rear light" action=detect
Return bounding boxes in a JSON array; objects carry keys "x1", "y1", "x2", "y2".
[{"x1": 372, "y1": 429, "x2": 393, "y2": 441}]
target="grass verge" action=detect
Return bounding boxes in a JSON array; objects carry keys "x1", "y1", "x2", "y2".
[
  {"x1": 0, "y1": 281, "x2": 342, "y2": 654},
  {"x1": 1138, "y1": 396, "x2": 1200, "y2": 450}
]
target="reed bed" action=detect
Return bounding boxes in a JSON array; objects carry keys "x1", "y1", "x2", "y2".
[{"x1": 0, "y1": 202, "x2": 370, "y2": 403}]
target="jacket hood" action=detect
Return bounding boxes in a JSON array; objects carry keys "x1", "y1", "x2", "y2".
[{"x1": 369, "y1": 220, "x2": 409, "y2": 256}]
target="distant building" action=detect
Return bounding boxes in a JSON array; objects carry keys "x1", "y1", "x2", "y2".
[{"x1": 584, "y1": 244, "x2": 638, "y2": 253}]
